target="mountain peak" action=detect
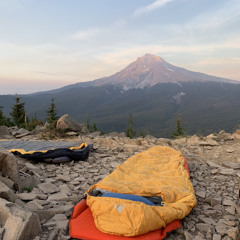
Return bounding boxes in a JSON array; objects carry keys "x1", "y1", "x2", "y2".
[
  {"x1": 91, "y1": 54, "x2": 237, "y2": 90},
  {"x1": 137, "y1": 54, "x2": 165, "y2": 64}
]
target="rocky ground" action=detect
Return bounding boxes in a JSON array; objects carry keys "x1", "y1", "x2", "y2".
[{"x1": 0, "y1": 129, "x2": 240, "y2": 240}]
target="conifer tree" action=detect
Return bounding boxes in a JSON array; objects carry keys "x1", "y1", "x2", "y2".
[
  {"x1": 93, "y1": 122, "x2": 98, "y2": 132},
  {"x1": 0, "y1": 105, "x2": 12, "y2": 127},
  {"x1": 46, "y1": 98, "x2": 58, "y2": 128},
  {"x1": 27, "y1": 113, "x2": 42, "y2": 131},
  {"x1": 86, "y1": 116, "x2": 91, "y2": 131},
  {"x1": 10, "y1": 96, "x2": 26, "y2": 127},
  {"x1": 0, "y1": 106, "x2": 5, "y2": 126},
  {"x1": 86, "y1": 117, "x2": 99, "y2": 133},
  {"x1": 172, "y1": 115, "x2": 185, "y2": 138},
  {"x1": 126, "y1": 113, "x2": 136, "y2": 139}
]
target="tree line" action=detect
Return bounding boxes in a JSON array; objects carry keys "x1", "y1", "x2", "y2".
[
  {"x1": 0, "y1": 96, "x2": 58, "y2": 131},
  {"x1": 0, "y1": 96, "x2": 185, "y2": 139}
]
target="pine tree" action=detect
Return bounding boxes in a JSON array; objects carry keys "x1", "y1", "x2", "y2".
[
  {"x1": 27, "y1": 113, "x2": 42, "y2": 131},
  {"x1": 86, "y1": 117, "x2": 99, "y2": 133},
  {"x1": 172, "y1": 115, "x2": 185, "y2": 138},
  {"x1": 0, "y1": 106, "x2": 5, "y2": 126},
  {"x1": 126, "y1": 113, "x2": 136, "y2": 139},
  {"x1": 93, "y1": 122, "x2": 98, "y2": 132},
  {"x1": 0, "y1": 105, "x2": 12, "y2": 127},
  {"x1": 86, "y1": 116, "x2": 91, "y2": 131},
  {"x1": 46, "y1": 98, "x2": 58, "y2": 128},
  {"x1": 10, "y1": 96, "x2": 26, "y2": 127}
]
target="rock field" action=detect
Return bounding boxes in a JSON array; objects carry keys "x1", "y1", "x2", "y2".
[{"x1": 0, "y1": 129, "x2": 240, "y2": 240}]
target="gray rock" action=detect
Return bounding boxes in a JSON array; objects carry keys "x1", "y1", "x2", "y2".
[
  {"x1": 14, "y1": 128, "x2": 30, "y2": 138},
  {"x1": 25, "y1": 162, "x2": 42, "y2": 173},
  {"x1": 227, "y1": 228, "x2": 240, "y2": 240},
  {"x1": 225, "y1": 206, "x2": 236, "y2": 215},
  {"x1": 226, "y1": 148, "x2": 234, "y2": 153},
  {"x1": 204, "y1": 198, "x2": 222, "y2": 207},
  {"x1": 198, "y1": 140, "x2": 219, "y2": 146},
  {"x1": 74, "y1": 176, "x2": 86, "y2": 182},
  {"x1": 31, "y1": 125, "x2": 46, "y2": 135},
  {"x1": 219, "y1": 168, "x2": 236, "y2": 176},
  {"x1": 213, "y1": 234, "x2": 222, "y2": 240},
  {"x1": 32, "y1": 237, "x2": 40, "y2": 240},
  {"x1": 25, "y1": 200, "x2": 44, "y2": 211},
  {"x1": 88, "y1": 131, "x2": 101, "y2": 137},
  {"x1": 0, "y1": 228, "x2": 5, "y2": 240},
  {"x1": 0, "y1": 176, "x2": 14, "y2": 189},
  {"x1": 223, "y1": 162, "x2": 240, "y2": 170},
  {"x1": 59, "y1": 184, "x2": 71, "y2": 195},
  {"x1": 38, "y1": 182, "x2": 59, "y2": 194},
  {"x1": 196, "y1": 223, "x2": 211, "y2": 233},
  {"x1": 46, "y1": 229, "x2": 60, "y2": 240},
  {"x1": 20, "y1": 174, "x2": 40, "y2": 193},
  {"x1": 0, "y1": 198, "x2": 41, "y2": 240},
  {"x1": 199, "y1": 217, "x2": 216, "y2": 225},
  {"x1": 47, "y1": 192, "x2": 69, "y2": 201},
  {"x1": 0, "y1": 147, "x2": 20, "y2": 187},
  {"x1": 194, "y1": 236, "x2": 204, "y2": 240},
  {"x1": 65, "y1": 131, "x2": 78, "y2": 136},
  {"x1": 107, "y1": 132, "x2": 121, "y2": 137},
  {"x1": 223, "y1": 199, "x2": 240, "y2": 214},
  {"x1": 15, "y1": 198, "x2": 26, "y2": 208},
  {"x1": 34, "y1": 209, "x2": 66, "y2": 222},
  {"x1": 43, "y1": 219, "x2": 68, "y2": 232},
  {"x1": 55, "y1": 220, "x2": 68, "y2": 231},
  {"x1": 50, "y1": 214, "x2": 67, "y2": 221},
  {"x1": 57, "y1": 174, "x2": 71, "y2": 182},
  {"x1": 8, "y1": 126, "x2": 19, "y2": 136},
  {"x1": 17, "y1": 192, "x2": 37, "y2": 201},
  {"x1": 183, "y1": 231, "x2": 194, "y2": 240},
  {"x1": 0, "y1": 126, "x2": 10, "y2": 138},
  {"x1": 0, "y1": 181, "x2": 17, "y2": 202},
  {"x1": 206, "y1": 161, "x2": 222, "y2": 168},
  {"x1": 195, "y1": 190, "x2": 206, "y2": 199},
  {"x1": 215, "y1": 223, "x2": 228, "y2": 236},
  {"x1": 56, "y1": 114, "x2": 87, "y2": 132}
]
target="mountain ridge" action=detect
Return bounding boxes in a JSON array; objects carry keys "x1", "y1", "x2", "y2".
[
  {"x1": 91, "y1": 53, "x2": 238, "y2": 89},
  {"x1": 1, "y1": 54, "x2": 240, "y2": 138},
  {"x1": 27, "y1": 53, "x2": 239, "y2": 95}
]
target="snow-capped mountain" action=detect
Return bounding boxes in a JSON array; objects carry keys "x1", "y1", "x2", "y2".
[
  {"x1": 84, "y1": 53, "x2": 237, "y2": 90},
  {"x1": 1, "y1": 54, "x2": 240, "y2": 137}
]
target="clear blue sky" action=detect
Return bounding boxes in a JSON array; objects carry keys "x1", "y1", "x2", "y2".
[{"x1": 0, "y1": 0, "x2": 240, "y2": 94}]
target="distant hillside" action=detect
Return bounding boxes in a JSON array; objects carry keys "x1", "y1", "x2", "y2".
[{"x1": 1, "y1": 54, "x2": 240, "y2": 137}]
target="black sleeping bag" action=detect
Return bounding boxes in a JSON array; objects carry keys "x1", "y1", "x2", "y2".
[{"x1": 9, "y1": 143, "x2": 90, "y2": 163}]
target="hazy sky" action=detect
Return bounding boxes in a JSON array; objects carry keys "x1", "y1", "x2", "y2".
[{"x1": 0, "y1": 0, "x2": 240, "y2": 94}]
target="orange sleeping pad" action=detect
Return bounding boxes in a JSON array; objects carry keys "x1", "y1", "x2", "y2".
[
  {"x1": 69, "y1": 199, "x2": 181, "y2": 240},
  {"x1": 69, "y1": 157, "x2": 191, "y2": 240}
]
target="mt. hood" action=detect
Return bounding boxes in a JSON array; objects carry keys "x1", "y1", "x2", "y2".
[
  {"x1": 1, "y1": 54, "x2": 240, "y2": 137},
  {"x1": 68, "y1": 53, "x2": 237, "y2": 91}
]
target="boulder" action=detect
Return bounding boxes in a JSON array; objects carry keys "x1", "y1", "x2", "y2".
[
  {"x1": 0, "y1": 198, "x2": 41, "y2": 240},
  {"x1": 0, "y1": 181, "x2": 17, "y2": 202},
  {"x1": 234, "y1": 129, "x2": 240, "y2": 135},
  {"x1": 0, "y1": 126, "x2": 11, "y2": 139},
  {"x1": 80, "y1": 124, "x2": 89, "y2": 134},
  {"x1": 56, "y1": 114, "x2": 88, "y2": 133},
  {"x1": 38, "y1": 182, "x2": 59, "y2": 194},
  {"x1": 31, "y1": 125, "x2": 45, "y2": 135},
  {"x1": 8, "y1": 126, "x2": 19, "y2": 136},
  {"x1": 0, "y1": 147, "x2": 20, "y2": 188},
  {"x1": 20, "y1": 174, "x2": 40, "y2": 193},
  {"x1": 0, "y1": 176, "x2": 14, "y2": 189},
  {"x1": 14, "y1": 128, "x2": 30, "y2": 138}
]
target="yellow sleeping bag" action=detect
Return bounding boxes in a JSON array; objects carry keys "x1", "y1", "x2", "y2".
[{"x1": 86, "y1": 146, "x2": 197, "y2": 237}]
